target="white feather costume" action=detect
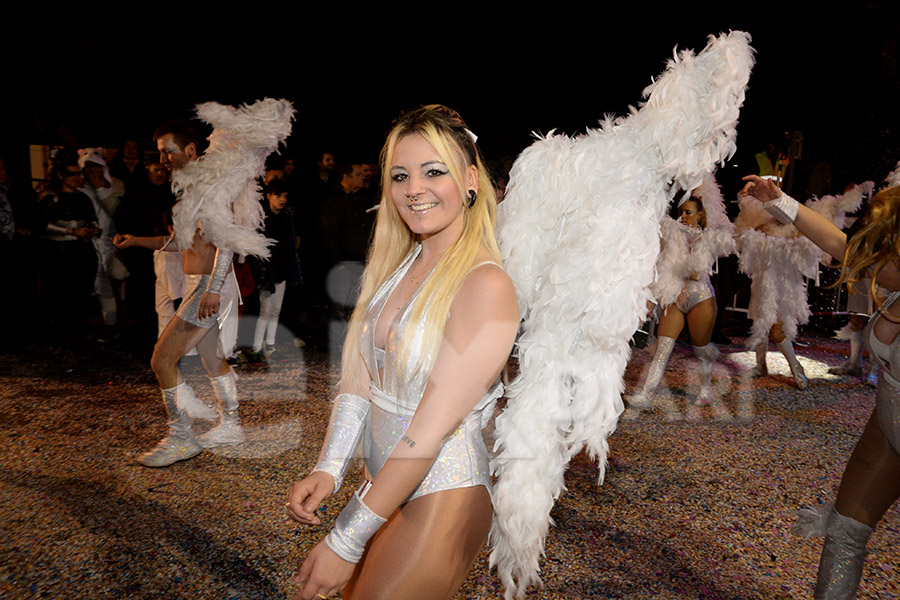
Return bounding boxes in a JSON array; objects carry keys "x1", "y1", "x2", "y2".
[
  {"x1": 736, "y1": 182, "x2": 872, "y2": 350},
  {"x1": 886, "y1": 160, "x2": 900, "y2": 189},
  {"x1": 650, "y1": 175, "x2": 736, "y2": 308},
  {"x1": 171, "y1": 98, "x2": 295, "y2": 257},
  {"x1": 491, "y1": 32, "x2": 754, "y2": 598}
]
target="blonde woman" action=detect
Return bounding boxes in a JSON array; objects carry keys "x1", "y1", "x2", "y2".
[
  {"x1": 286, "y1": 105, "x2": 518, "y2": 600},
  {"x1": 743, "y1": 174, "x2": 900, "y2": 599}
]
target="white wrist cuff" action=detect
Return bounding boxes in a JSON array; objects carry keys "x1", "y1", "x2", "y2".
[
  {"x1": 324, "y1": 488, "x2": 386, "y2": 563},
  {"x1": 312, "y1": 393, "x2": 369, "y2": 494},
  {"x1": 763, "y1": 192, "x2": 800, "y2": 224}
]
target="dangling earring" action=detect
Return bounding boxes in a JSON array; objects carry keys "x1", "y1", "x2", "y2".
[{"x1": 465, "y1": 189, "x2": 477, "y2": 209}]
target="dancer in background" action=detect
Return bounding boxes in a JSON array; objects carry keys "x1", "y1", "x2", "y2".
[
  {"x1": 745, "y1": 174, "x2": 900, "y2": 599},
  {"x1": 115, "y1": 100, "x2": 293, "y2": 466},
  {"x1": 734, "y1": 188, "x2": 817, "y2": 389},
  {"x1": 629, "y1": 175, "x2": 735, "y2": 408},
  {"x1": 286, "y1": 105, "x2": 518, "y2": 600}
]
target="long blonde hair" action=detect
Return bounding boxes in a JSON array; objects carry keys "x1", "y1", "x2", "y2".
[
  {"x1": 836, "y1": 186, "x2": 900, "y2": 312},
  {"x1": 340, "y1": 105, "x2": 501, "y2": 387}
]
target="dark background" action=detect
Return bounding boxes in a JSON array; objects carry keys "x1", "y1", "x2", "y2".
[{"x1": 4, "y1": 4, "x2": 899, "y2": 199}]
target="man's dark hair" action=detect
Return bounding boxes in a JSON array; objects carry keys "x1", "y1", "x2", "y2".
[
  {"x1": 153, "y1": 119, "x2": 209, "y2": 155},
  {"x1": 265, "y1": 178, "x2": 289, "y2": 197},
  {"x1": 335, "y1": 162, "x2": 362, "y2": 181}
]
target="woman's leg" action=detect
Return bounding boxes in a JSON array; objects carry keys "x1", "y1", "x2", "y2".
[
  {"x1": 629, "y1": 306, "x2": 684, "y2": 408},
  {"x1": 815, "y1": 410, "x2": 900, "y2": 597},
  {"x1": 687, "y1": 298, "x2": 717, "y2": 405},
  {"x1": 253, "y1": 289, "x2": 273, "y2": 353},
  {"x1": 265, "y1": 281, "x2": 287, "y2": 349},
  {"x1": 771, "y1": 322, "x2": 808, "y2": 389},
  {"x1": 343, "y1": 486, "x2": 493, "y2": 600}
]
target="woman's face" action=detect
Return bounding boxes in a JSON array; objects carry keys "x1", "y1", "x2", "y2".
[
  {"x1": 389, "y1": 134, "x2": 475, "y2": 245},
  {"x1": 678, "y1": 199, "x2": 704, "y2": 229}
]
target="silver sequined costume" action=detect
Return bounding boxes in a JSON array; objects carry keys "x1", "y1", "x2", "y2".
[
  {"x1": 866, "y1": 291, "x2": 900, "y2": 452},
  {"x1": 358, "y1": 246, "x2": 503, "y2": 502},
  {"x1": 674, "y1": 276, "x2": 715, "y2": 314},
  {"x1": 176, "y1": 272, "x2": 238, "y2": 329}
]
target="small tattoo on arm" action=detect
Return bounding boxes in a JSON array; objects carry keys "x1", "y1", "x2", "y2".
[{"x1": 400, "y1": 435, "x2": 416, "y2": 448}]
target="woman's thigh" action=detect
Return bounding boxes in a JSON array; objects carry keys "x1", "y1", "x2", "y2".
[
  {"x1": 344, "y1": 485, "x2": 493, "y2": 600},
  {"x1": 686, "y1": 298, "x2": 717, "y2": 346},
  {"x1": 657, "y1": 305, "x2": 685, "y2": 340},
  {"x1": 835, "y1": 409, "x2": 900, "y2": 527}
]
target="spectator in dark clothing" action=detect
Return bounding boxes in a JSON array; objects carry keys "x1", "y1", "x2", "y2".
[
  {"x1": 114, "y1": 160, "x2": 176, "y2": 344},
  {"x1": 318, "y1": 161, "x2": 377, "y2": 359},
  {"x1": 248, "y1": 179, "x2": 301, "y2": 362},
  {"x1": 39, "y1": 151, "x2": 100, "y2": 341}
]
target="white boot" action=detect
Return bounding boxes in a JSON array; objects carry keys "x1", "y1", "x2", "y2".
[
  {"x1": 778, "y1": 338, "x2": 808, "y2": 390},
  {"x1": 829, "y1": 329, "x2": 863, "y2": 376},
  {"x1": 749, "y1": 343, "x2": 768, "y2": 377},
  {"x1": 197, "y1": 371, "x2": 246, "y2": 448},
  {"x1": 814, "y1": 508, "x2": 873, "y2": 599},
  {"x1": 629, "y1": 336, "x2": 675, "y2": 409},
  {"x1": 692, "y1": 343, "x2": 719, "y2": 406},
  {"x1": 137, "y1": 384, "x2": 203, "y2": 467}
]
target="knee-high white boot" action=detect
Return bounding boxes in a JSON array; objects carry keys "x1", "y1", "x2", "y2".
[
  {"x1": 830, "y1": 329, "x2": 864, "y2": 376},
  {"x1": 197, "y1": 371, "x2": 246, "y2": 448},
  {"x1": 692, "y1": 343, "x2": 719, "y2": 406},
  {"x1": 814, "y1": 508, "x2": 874, "y2": 599},
  {"x1": 137, "y1": 383, "x2": 204, "y2": 467},
  {"x1": 629, "y1": 336, "x2": 676, "y2": 409},
  {"x1": 750, "y1": 343, "x2": 768, "y2": 377},
  {"x1": 778, "y1": 338, "x2": 808, "y2": 390}
]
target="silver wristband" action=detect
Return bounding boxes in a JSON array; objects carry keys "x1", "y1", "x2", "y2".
[
  {"x1": 206, "y1": 248, "x2": 234, "y2": 294},
  {"x1": 763, "y1": 192, "x2": 800, "y2": 225},
  {"x1": 312, "y1": 393, "x2": 369, "y2": 493},
  {"x1": 324, "y1": 488, "x2": 386, "y2": 563}
]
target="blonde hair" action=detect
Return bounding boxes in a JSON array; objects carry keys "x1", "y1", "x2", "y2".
[
  {"x1": 340, "y1": 105, "x2": 501, "y2": 387},
  {"x1": 835, "y1": 186, "x2": 900, "y2": 311}
]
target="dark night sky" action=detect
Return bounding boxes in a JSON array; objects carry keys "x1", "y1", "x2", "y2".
[{"x1": 5, "y1": 4, "x2": 899, "y2": 198}]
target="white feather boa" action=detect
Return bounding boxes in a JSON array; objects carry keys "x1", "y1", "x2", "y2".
[
  {"x1": 735, "y1": 196, "x2": 818, "y2": 348},
  {"x1": 172, "y1": 98, "x2": 295, "y2": 257},
  {"x1": 886, "y1": 160, "x2": 900, "y2": 189},
  {"x1": 736, "y1": 182, "x2": 872, "y2": 349},
  {"x1": 651, "y1": 176, "x2": 736, "y2": 307},
  {"x1": 650, "y1": 218, "x2": 736, "y2": 307},
  {"x1": 492, "y1": 32, "x2": 754, "y2": 598}
]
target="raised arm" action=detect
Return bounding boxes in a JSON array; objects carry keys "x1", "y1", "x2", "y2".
[{"x1": 740, "y1": 175, "x2": 847, "y2": 261}]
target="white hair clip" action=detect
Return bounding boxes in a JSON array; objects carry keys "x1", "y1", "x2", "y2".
[{"x1": 465, "y1": 128, "x2": 478, "y2": 145}]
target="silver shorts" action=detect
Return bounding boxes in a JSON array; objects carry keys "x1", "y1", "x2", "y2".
[
  {"x1": 675, "y1": 278, "x2": 715, "y2": 314},
  {"x1": 176, "y1": 273, "x2": 237, "y2": 328}
]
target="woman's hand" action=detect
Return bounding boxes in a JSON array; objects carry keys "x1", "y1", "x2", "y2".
[
  {"x1": 197, "y1": 292, "x2": 220, "y2": 320},
  {"x1": 740, "y1": 175, "x2": 782, "y2": 202},
  {"x1": 292, "y1": 541, "x2": 355, "y2": 600},
  {"x1": 286, "y1": 472, "x2": 335, "y2": 525}
]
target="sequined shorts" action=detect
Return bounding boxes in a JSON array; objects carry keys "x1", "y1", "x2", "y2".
[
  {"x1": 363, "y1": 402, "x2": 492, "y2": 503},
  {"x1": 675, "y1": 278, "x2": 715, "y2": 314},
  {"x1": 876, "y1": 373, "x2": 900, "y2": 454},
  {"x1": 176, "y1": 273, "x2": 236, "y2": 328}
]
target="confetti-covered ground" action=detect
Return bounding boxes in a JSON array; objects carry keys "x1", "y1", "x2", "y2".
[{"x1": 2, "y1": 333, "x2": 898, "y2": 599}]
